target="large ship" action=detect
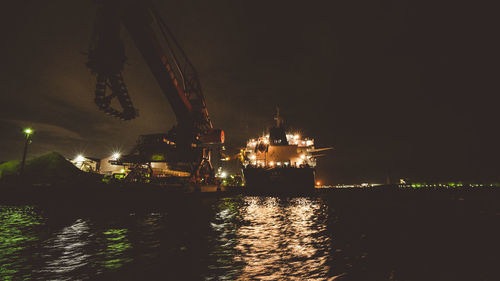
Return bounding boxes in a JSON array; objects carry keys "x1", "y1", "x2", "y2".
[{"x1": 242, "y1": 109, "x2": 328, "y2": 193}]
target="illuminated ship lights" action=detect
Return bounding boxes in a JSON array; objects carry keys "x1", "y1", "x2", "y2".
[{"x1": 243, "y1": 133, "x2": 317, "y2": 168}]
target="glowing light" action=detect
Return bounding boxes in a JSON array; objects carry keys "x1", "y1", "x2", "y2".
[
  {"x1": 306, "y1": 140, "x2": 313, "y2": 146},
  {"x1": 300, "y1": 154, "x2": 306, "y2": 159},
  {"x1": 316, "y1": 181, "x2": 321, "y2": 186},
  {"x1": 111, "y1": 152, "x2": 121, "y2": 160},
  {"x1": 120, "y1": 169, "x2": 125, "y2": 173},
  {"x1": 269, "y1": 161, "x2": 275, "y2": 166},
  {"x1": 24, "y1": 128, "x2": 33, "y2": 135},
  {"x1": 294, "y1": 134, "x2": 300, "y2": 139},
  {"x1": 250, "y1": 155, "x2": 256, "y2": 160},
  {"x1": 221, "y1": 171, "x2": 227, "y2": 178},
  {"x1": 75, "y1": 155, "x2": 85, "y2": 162}
]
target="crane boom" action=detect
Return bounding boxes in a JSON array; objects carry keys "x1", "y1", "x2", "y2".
[
  {"x1": 121, "y1": 1, "x2": 212, "y2": 132},
  {"x1": 88, "y1": 0, "x2": 217, "y2": 135},
  {"x1": 87, "y1": 0, "x2": 223, "y2": 183}
]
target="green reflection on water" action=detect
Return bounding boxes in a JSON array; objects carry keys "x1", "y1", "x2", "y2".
[
  {"x1": 100, "y1": 228, "x2": 132, "y2": 269},
  {"x1": 0, "y1": 206, "x2": 42, "y2": 280}
]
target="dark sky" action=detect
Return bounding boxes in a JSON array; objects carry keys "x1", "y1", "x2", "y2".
[{"x1": 0, "y1": 0, "x2": 498, "y2": 184}]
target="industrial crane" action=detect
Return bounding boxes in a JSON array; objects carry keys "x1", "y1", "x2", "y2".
[{"x1": 87, "y1": 0, "x2": 224, "y2": 183}]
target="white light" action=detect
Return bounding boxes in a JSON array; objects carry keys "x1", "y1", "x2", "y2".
[
  {"x1": 250, "y1": 154, "x2": 256, "y2": 160},
  {"x1": 277, "y1": 162, "x2": 281, "y2": 166},
  {"x1": 221, "y1": 172, "x2": 227, "y2": 178},
  {"x1": 75, "y1": 155, "x2": 85, "y2": 162},
  {"x1": 300, "y1": 154, "x2": 306, "y2": 159},
  {"x1": 111, "y1": 152, "x2": 121, "y2": 160},
  {"x1": 269, "y1": 161, "x2": 275, "y2": 166},
  {"x1": 294, "y1": 134, "x2": 300, "y2": 139}
]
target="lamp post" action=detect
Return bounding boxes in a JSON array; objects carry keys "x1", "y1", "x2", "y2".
[{"x1": 20, "y1": 128, "x2": 33, "y2": 176}]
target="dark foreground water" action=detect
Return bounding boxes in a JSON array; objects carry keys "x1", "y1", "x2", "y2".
[{"x1": 0, "y1": 190, "x2": 498, "y2": 280}]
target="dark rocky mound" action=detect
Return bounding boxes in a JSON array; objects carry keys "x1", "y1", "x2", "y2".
[
  {"x1": 0, "y1": 152, "x2": 100, "y2": 184},
  {"x1": 0, "y1": 160, "x2": 20, "y2": 179}
]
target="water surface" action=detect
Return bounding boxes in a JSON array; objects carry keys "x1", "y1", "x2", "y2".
[{"x1": 0, "y1": 190, "x2": 497, "y2": 280}]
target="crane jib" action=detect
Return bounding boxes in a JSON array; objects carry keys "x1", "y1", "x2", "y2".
[
  {"x1": 86, "y1": 0, "x2": 224, "y2": 184},
  {"x1": 161, "y1": 56, "x2": 192, "y2": 113}
]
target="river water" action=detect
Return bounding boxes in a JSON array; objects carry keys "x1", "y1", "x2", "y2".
[{"x1": 0, "y1": 190, "x2": 498, "y2": 280}]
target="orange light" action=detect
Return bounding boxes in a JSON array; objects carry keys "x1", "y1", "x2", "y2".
[
  {"x1": 316, "y1": 181, "x2": 321, "y2": 186},
  {"x1": 220, "y1": 130, "x2": 225, "y2": 143}
]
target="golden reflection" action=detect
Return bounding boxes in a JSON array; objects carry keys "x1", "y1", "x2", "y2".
[{"x1": 235, "y1": 197, "x2": 330, "y2": 280}]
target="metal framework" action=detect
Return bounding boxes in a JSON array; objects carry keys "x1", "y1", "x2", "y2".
[{"x1": 87, "y1": 0, "x2": 223, "y2": 183}]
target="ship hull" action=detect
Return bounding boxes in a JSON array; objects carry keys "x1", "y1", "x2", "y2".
[{"x1": 242, "y1": 166, "x2": 315, "y2": 194}]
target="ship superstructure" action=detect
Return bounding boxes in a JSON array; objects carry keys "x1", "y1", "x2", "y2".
[
  {"x1": 242, "y1": 108, "x2": 327, "y2": 192},
  {"x1": 243, "y1": 133, "x2": 316, "y2": 169}
]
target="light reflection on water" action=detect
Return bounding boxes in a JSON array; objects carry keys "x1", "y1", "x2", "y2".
[
  {"x1": 233, "y1": 197, "x2": 330, "y2": 280},
  {"x1": 0, "y1": 206, "x2": 42, "y2": 280},
  {"x1": 0, "y1": 197, "x2": 331, "y2": 280},
  {"x1": 38, "y1": 219, "x2": 91, "y2": 275},
  {"x1": 1, "y1": 191, "x2": 496, "y2": 280},
  {"x1": 100, "y1": 228, "x2": 133, "y2": 269}
]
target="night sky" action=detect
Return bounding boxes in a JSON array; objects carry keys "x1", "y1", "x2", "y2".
[{"x1": 0, "y1": 0, "x2": 498, "y2": 184}]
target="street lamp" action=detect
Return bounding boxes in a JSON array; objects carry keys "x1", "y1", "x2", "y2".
[{"x1": 20, "y1": 128, "x2": 33, "y2": 176}]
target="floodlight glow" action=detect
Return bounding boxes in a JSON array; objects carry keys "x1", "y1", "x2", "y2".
[
  {"x1": 111, "y1": 152, "x2": 121, "y2": 160},
  {"x1": 24, "y1": 128, "x2": 33, "y2": 135},
  {"x1": 75, "y1": 155, "x2": 85, "y2": 162},
  {"x1": 221, "y1": 171, "x2": 227, "y2": 178}
]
